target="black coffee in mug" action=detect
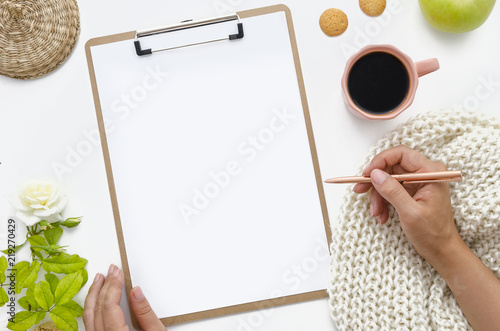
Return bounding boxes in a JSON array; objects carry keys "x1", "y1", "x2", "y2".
[{"x1": 347, "y1": 51, "x2": 410, "y2": 114}]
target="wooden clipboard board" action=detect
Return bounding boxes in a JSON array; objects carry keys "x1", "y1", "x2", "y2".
[{"x1": 85, "y1": 4, "x2": 331, "y2": 327}]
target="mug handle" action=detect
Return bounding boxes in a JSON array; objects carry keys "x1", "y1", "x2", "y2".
[{"x1": 415, "y1": 58, "x2": 440, "y2": 77}]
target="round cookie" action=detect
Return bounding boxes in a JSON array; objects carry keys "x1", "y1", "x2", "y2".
[
  {"x1": 33, "y1": 322, "x2": 59, "y2": 331},
  {"x1": 359, "y1": 0, "x2": 386, "y2": 16},
  {"x1": 319, "y1": 8, "x2": 348, "y2": 37}
]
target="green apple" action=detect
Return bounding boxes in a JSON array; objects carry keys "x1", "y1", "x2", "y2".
[{"x1": 419, "y1": 0, "x2": 496, "y2": 33}]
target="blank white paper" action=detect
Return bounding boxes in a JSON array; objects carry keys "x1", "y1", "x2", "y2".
[{"x1": 90, "y1": 11, "x2": 329, "y2": 319}]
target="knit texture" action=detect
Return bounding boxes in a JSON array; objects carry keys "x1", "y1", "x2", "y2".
[{"x1": 328, "y1": 110, "x2": 500, "y2": 330}]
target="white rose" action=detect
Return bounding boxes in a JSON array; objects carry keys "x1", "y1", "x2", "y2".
[{"x1": 6, "y1": 179, "x2": 68, "y2": 227}]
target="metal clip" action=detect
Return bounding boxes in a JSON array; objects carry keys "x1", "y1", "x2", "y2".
[{"x1": 134, "y1": 14, "x2": 244, "y2": 56}]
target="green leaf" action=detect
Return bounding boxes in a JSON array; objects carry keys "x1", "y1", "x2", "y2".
[
  {"x1": 79, "y1": 268, "x2": 88, "y2": 289},
  {"x1": 44, "y1": 226, "x2": 63, "y2": 245},
  {"x1": 60, "y1": 217, "x2": 82, "y2": 228},
  {"x1": 42, "y1": 254, "x2": 88, "y2": 274},
  {"x1": 31, "y1": 244, "x2": 66, "y2": 255},
  {"x1": 18, "y1": 296, "x2": 30, "y2": 310},
  {"x1": 7, "y1": 311, "x2": 38, "y2": 331},
  {"x1": 34, "y1": 250, "x2": 44, "y2": 260},
  {"x1": 61, "y1": 300, "x2": 84, "y2": 317},
  {"x1": 1, "y1": 240, "x2": 26, "y2": 255},
  {"x1": 54, "y1": 272, "x2": 83, "y2": 305},
  {"x1": 49, "y1": 306, "x2": 78, "y2": 331},
  {"x1": 14, "y1": 261, "x2": 29, "y2": 273},
  {"x1": 27, "y1": 235, "x2": 48, "y2": 251},
  {"x1": 15, "y1": 261, "x2": 40, "y2": 293},
  {"x1": 35, "y1": 311, "x2": 46, "y2": 324},
  {"x1": 0, "y1": 255, "x2": 7, "y2": 272},
  {"x1": 34, "y1": 281, "x2": 54, "y2": 310},
  {"x1": 0, "y1": 287, "x2": 9, "y2": 307},
  {"x1": 0, "y1": 256, "x2": 7, "y2": 283},
  {"x1": 45, "y1": 273, "x2": 60, "y2": 295},
  {"x1": 26, "y1": 283, "x2": 40, "y2": 311}
]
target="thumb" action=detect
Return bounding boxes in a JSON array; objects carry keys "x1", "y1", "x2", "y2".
[
  {"x1": 130, "y1": 286, "x2": 166, "y2": 330},
  {"x1": 370, "y1": 169, "x2": 416, "y2": 215}
]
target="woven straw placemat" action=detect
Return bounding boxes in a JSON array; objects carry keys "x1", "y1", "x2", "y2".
[{"x1": 0, "y1": 0, "x2": 80, "y2": 80}]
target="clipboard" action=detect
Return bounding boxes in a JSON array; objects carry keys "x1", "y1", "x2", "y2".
[{"x1": 85, "y1": 4, "x2": 331, "y2": 327}]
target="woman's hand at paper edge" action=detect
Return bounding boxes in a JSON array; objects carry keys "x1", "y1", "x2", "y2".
[
  {"x1": 129, "y1": 284, "x2": 165, "y2": 330},
  {"x1": 84, "y1": 264, "x2": 165, "y2": 331}
]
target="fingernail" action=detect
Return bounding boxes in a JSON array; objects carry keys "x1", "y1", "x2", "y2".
[
  {"x1": 369, "y1": 204, "x2": 374, "y2": 217},
  {"x1": 133, "y1": 286, "x2": 145, "y2": 301},
  {"x1": 112, "y1": 267, "x2": 121, "y2": 278},
  {"x1": 108, "y1": 264, "x2": 116, "y2": 277},
  {"x1": 371, "y1": 169, "x2": 387, "y2": 185},
  {"x1": 362, "y1": 165, "x2": 370, "y2": 175},
  {"x1": 93, "y1": 273, "x2": 102, "y2": 284}
]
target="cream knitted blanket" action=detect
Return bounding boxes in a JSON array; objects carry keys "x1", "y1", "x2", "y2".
[{"x1": 328, "y1": 110, "x2": 500, "y2": 330}]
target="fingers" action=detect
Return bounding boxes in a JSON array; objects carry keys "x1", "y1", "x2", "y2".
[
  {"x1": 370, "y1": 169, "x2": 416, "y2": 219},
  {"x1": 83, "y1": 265, "x2": 164, "y2": 331},
  {"x1": 378, "y1": 203, "x2": 390, "y2": 225},
  {"x1": 369, "y1": 186, "x2": 383, "y2": 216},
  {"x1": 102, "y1": 268, "x2": 128, "y2": 330},
  {"x1": 83, "y1": 265, "x2": 128, "y2": 331},
  {"x1": 353, "y1": 182, "x2": 371, "y2": 194},
  {"x1": 84, "y1": 273, "x2": 105, "y2": 331},
  {"x1": 93, "y1": 265, "x2": 117, "y2": 330},
  {"x1": 353, "y1": 145, "x2": 426, "y2": 194},
  {"x1": 130, "y1": 286, "x2": 165, "y2": 330},
  {"x1": 354, "y1": 146, "x2": 449, "y2": 223},
  {"x1": 363, "y1": 145, "x2": 436, "y2": 176}
]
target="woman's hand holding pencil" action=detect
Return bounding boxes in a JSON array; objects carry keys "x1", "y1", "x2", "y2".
[{"x1": 344, "y1": 145, "x2": 500, "y2": 331}]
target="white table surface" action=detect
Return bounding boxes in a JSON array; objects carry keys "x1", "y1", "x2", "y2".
[{"x1": 1, "y1": 0, "x2": 499, "y2": 330}]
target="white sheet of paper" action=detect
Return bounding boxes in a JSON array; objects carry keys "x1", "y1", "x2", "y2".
[{"x1": 90, "y1": 11, "x2": 329, "y2": 318}]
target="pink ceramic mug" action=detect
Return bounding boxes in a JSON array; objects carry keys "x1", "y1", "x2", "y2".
[{"x1": 341, "y1": 45, "x2": 439, "y2": 120}]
